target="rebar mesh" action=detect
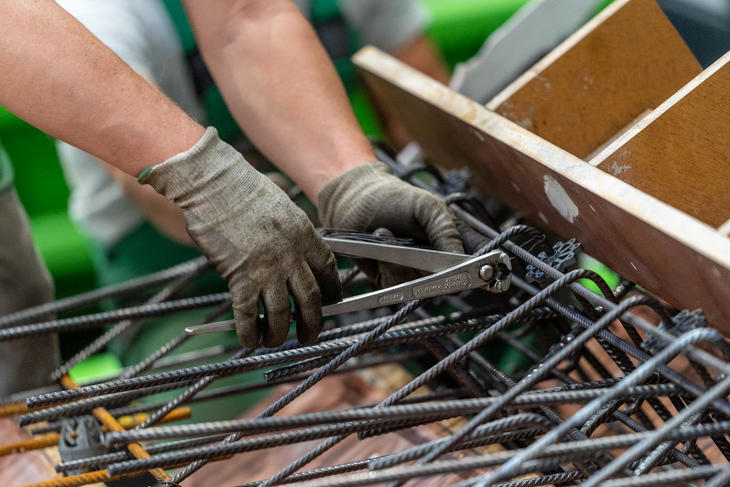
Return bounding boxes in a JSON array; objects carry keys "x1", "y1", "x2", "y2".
[{"x1": 2, "y1": 162, "x2": 729, "y2": 487}]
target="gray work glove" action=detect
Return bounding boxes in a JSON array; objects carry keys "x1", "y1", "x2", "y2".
[
  {"x1": 140, "y1": 128, "x2": 340, "y2": 348},
  {"x1": 318, "y1": 162, "x2": 464, "y2": 288}
]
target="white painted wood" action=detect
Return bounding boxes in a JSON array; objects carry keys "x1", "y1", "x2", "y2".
[{"x1": 719, "y1": 219, "x2": 730, "y2": 237}]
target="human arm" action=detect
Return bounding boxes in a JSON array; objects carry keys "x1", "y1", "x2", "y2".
[
  {"x1": 0, "y1": 0, "x2": 204, "y2": 175},
  {"x1": 48, "y1": 0, "x2": 195, "y2": 246},
  {"x1": 0, "y1": 0, "x2": 338, "y2": 348},
  {"x1": 337, "y1": 0, "x2": 449, "y2": 84},
  {"x1": 184, "y1": 0, "x2": 463, "y2": 283},
  {"x1": 106, "y1": 165, "x2": 193, "y2": 246},
  {"x1": 183, "y1": 0, "x2": 375, "y2": 202}
]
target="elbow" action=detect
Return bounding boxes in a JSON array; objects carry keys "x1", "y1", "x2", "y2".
[{"x1": 198, "y1": 0, "x2": 301, "y2": 65}]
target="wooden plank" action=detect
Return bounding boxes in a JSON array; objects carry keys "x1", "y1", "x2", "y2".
[
  {"x1": 591, "y1": 52, "x2": 730, "y2": 227},
  {"x1": 486, "y1": 0, "x2": 702, "y2": 159},
  {"x1": 0, "y1": 419, "x2": 57, "y2": 487},
  {"x1": 354, "y1": 46, "x2": 730, "y2": 332}
]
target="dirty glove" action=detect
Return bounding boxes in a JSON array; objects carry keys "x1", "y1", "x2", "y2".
[
  {"x1": 318, "y1": 161, "x2": 464, "y2": 287},
  {"x1": 140, "y1": 128, "x2": 340, "y2": 348}
]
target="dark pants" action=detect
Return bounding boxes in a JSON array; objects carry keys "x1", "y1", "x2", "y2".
[{"x1": 0, "y1": 187, "x2": 57, "y2": 395}]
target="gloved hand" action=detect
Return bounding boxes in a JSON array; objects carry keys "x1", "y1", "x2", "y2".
[
  {"x1": 140, "y1": 128, "x2": 340, "y2": 348},
  {"x1": 318, "y1": 162, "x2": 464, "y2": 287}
]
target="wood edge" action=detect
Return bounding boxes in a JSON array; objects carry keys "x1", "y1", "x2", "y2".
[
  {"x1": 585, "y1": 109, "x2": 653, "y2": 162},
  {"x1": 589, "y1": 50, "x2": 730, "y2": 167},
  {"x1": 485, "y1": 0, "x2": 631, "y2": 110},
  {"x1": 485, "y1": 67, "x2": 537, "y2": 111},
  {"x1": 719, "y1": 220, "x2": 730, "y2": 238},
  {"x1": 353, "y1": 46, "x2": 730, "y2": 272}
]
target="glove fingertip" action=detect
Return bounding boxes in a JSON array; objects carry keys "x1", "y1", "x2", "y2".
[
  {"x1": 233, "y1": 305, "x2": 261, "y2": 349},
  {"x1": 292, "y1": 298, "x2": 324, "y2": 346},
  {"x1": 311, "y1": 251, "x2": 342, "y2": 304},
  {"x1": 297, "y1": 322, "x2": 322, "y2": 346},
  {"x1": 321, "y1": 273, "x2": 342, "y2": 304}
]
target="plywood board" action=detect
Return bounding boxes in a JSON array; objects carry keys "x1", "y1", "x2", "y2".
[
  {"x1": 0, "y1": 419, "x2": 57, "y2": 487},
  {"x1": 486, "y1": 0, "x2": 702, "y2": 159},
  {"x1": 591, "y1": 52, "x2": 730, "y2": 227},
  {"x1": 354, "y1": 46, "x2": 730, "y2": 332}
]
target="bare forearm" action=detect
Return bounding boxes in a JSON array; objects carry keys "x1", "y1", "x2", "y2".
[
  {"x1": 184, "y1": 0, "x2": 375, "y2": 201},
  {"x1": 0, "y1": 0, "x2": 204, "y2": 176},
  {"x1": 108, "y1": 165, "x2": 193, "y2": 246}
]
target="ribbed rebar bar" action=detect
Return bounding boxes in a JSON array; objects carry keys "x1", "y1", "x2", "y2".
[
  {"x1": 104, "y1": 385, "x2": 681, "y2": 445},
  {"x1": 0, "y1": 257, "x2": 209, "y2": 328},
  {"x1": 478, "y1": 327, "x2": 728, "y2": 486},
  {"x1": 29, "y1": 309, "x2": 540, "y2": 407},
  {"x1": 168, "y1": 300, "x2": 423, "y2": 483},
  {"x1": 55, "y1": 434, "x2": 231, "y2": 473},
  {"x1": 108, "y1": 416, "x2": 466, "y2": 475},
  {"x1": 2, "y1": 293, "x2": 229, "y2": 342},
  {"x1": 51, "y1": 265, "x2": 209, "y2": 380},
  {"x1": 452, "y1": 207, "x2": 730, "y2": 377},
  {"x1": 601, "y1": 465, "x2": 727, "y2": 487},
  {"x1": 136, "y1": 347, "x2": 251, "y2": 429},
  {"x1": 36, "y1": 350, "x2": 431, "y2": 438},
  {"x1": 18, "y1": 379, "x2": 197, "y2": 426}
]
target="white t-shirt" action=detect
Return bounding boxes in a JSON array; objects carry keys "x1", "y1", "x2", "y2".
[
  {"x1": 55, "y1": 0, "x2": 428, "y2": 246},
  {"x1": 296, "y1": 0, "x2": 429, "y2": 52}
]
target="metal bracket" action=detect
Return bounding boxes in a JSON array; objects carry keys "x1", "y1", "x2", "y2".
[
  {"x1": 525, "y1": 238, "x2": 581, "y2": 287},
  {"x1": 58, "y1": 416, "x2": 107, "y2": 476}
]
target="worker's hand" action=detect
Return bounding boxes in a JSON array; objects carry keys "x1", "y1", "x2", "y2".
[
  {"x1": 318, "y1": 162, "x2": 464, "y2": 287},
  {"x1": 140, "y1": 128, "x2": 340, "y2": 348}
]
